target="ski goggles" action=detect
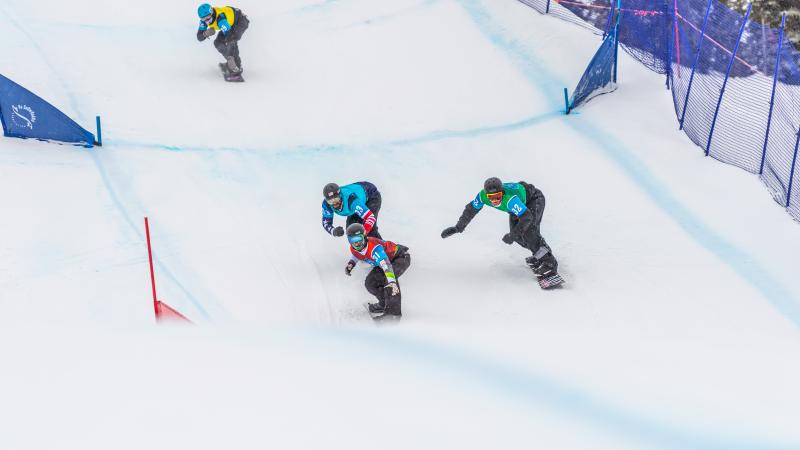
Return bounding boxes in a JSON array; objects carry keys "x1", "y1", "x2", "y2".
[
  {"x1": 201, "y1": 14, "x2": 214, "y2": 25},
  {"x1": 348, "y1": 234, "x2": 365, "y2": 245},
  {"x1": 325, "y1": 195, "x2": 342, "y2": 206},
  {"x1": 486, "y1": 191, "x2": 503, "y2": 203}
]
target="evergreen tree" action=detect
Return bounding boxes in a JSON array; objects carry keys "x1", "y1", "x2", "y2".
[{"x1": 724, "y1": 0, "x2": 800, "y2": 43}]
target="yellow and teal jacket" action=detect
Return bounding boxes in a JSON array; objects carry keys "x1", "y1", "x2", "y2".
[{"x1": 197, "y1": 6, "x2": 239, "y2": 40}]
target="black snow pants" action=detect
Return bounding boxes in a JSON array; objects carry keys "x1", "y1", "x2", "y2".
[
  {"x1": 214, "y1": 14, "x2": 249, "y2": 70},
  {"x1": 346, "y1": 192, "x2": 382, "y2": 239},
  {"x1": 365, "y1": 249, "x2": 410, "y2": 315},
  {"x1": 509, "y1": 186, "x2": 557, "y2": 273},
  {"x1": 509, "y1": 192, "x2": 546, "y2": 253}
]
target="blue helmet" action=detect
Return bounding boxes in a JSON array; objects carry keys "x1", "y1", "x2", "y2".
[{"x1": 198, "y1": 3, "x2": 213, "y2": 18}]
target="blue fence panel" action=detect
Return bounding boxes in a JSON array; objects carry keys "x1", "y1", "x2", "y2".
[
  {"x1": 790, "y1": 127, "x2": 800, "y2": 221},
  {"x1": 617, "y1": 0, "x2": 671, "y2": 73},
  {"x1": 517, "y1": 0, "x2": 800, "y2": 222},
  {"x1": 571, "y1": 26, "x2": 619, "y2": 110},
  {"x1": 670, "y1": 0, "x2": 706, "y2": 120},
  {"x1": 705, "y1": 4, "x2": 750, "y2": 157},
  {"x1": 762, "y1": 39, "x2": 800, "y2": 211},
  {"x1": 677, "y1": 1, "x2": 743, "y2": 156},
  {"x1": 0, "y1": 74, "x2": 94, "y2": 147}
]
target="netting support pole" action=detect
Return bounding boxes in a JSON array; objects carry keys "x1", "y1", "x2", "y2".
[
  {"x1": 666, "y1": 0, "x2": 673, "y2": 89},
  {"x1": 672, "y1": 0, "x2": 681, "y2": 81},
  {"x1": 602, "y1": 0, "x2": 614, "y2": 39},
  {"x1": 545, "y1": 0, "x2": 551, "y2": 14},
  {"x1": 705, "y1": 3, "x2": 751, "y2": 157},
  {"x1": 613, "y1": 0, "x2": 620, "y2": 83},
  {"x1": 786, "y1": 128, "x2": 800, "y2": 208},
  {"x1": 760, "y1": 14, "x2": 786, "y2": 175},
  {"x1": 678, "y1": 0, "x2": 714, "y2": 130}
]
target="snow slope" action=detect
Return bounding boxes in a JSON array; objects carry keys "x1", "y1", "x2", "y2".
[{"x1": 2, "y1": 0, "x2": 800, "y2": 449}]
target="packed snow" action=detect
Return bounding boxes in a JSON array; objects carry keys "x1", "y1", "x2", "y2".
[{"x1": 1, "y1": 0, "x2": 800, "y2": 449}]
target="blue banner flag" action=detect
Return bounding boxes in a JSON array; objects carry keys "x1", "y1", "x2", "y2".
[
  {"x1": 0, "y1": 74, "x2": 95, "y2": 148},
  {"x1": 569, "y1": 26, "x2": 618, "y2": 112}
]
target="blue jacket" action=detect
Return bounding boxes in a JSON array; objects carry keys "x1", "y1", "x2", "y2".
[{"x1": 321, "y1": 181, "x2": 379, "y2": 235}]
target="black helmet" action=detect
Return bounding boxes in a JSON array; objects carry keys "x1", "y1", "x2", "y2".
[
  {"x1": 484, "y1": 177, "x2": 503, "y2": 194},
  {"x1": 323, "y1": 182, "x2": 340, "y2": 199},
  {"x1": 346, "y1": 223, "x2": 367, "y2": 250}
]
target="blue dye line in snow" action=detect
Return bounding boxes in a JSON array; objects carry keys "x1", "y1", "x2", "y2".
[
  {"x1": 319, "y1": 327, "x2": 800, "y2": 450},
  {"x1": 0, "y1": 2, "x2": 84, "y2": 122},
  {"x1": 454, "y1": 0, "x2": 800, "y2": 328},
  {"x1": 389, "y1": 110, "x2": 561, "y2": 146},
  {"x1": 293, "y1": 0, "x2": 339, "y2": 14},
  {"x1": 89, "y1": 153, "x2": 211, "y2": 320},
  {"x1": 112, "y1": 110, "x2": 561, "y2": 156},
  {"x1": 0, "y1": 6, "x2": 212, "y2": 320},
  {"x1": 337, "y1": 0, "x2": 439, "y2": 29}
]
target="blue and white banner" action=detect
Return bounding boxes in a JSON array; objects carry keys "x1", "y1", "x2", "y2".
[{"x1": 0, "y1": 74, "x2": 95, "y2": 147}]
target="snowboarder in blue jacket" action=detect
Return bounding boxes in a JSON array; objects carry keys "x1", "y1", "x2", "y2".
[{"x1": 322, "y1": 181, "x2": 383, "y2": 240}]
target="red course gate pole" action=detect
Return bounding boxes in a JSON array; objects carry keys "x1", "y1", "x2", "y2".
[{"x1": 145, "y1": 217, "x2": 159, "y2": 318}]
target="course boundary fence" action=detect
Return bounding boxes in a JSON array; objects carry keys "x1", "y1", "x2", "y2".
[{"x1": 517, "y1": 0, "x2": 800, "y2": 223}]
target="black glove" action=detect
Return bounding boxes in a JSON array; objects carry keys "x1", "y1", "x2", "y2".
[
  {"x1": 203, "y1": 28, "x2": 216, "y2": 38},
  {"x1": 345, "y1": 260, "x2": 356, "y2": 276},
  {"x1": 502, "y1": 233, "x2": 514, "y2": 245},
  {"x1": 332, "y1": 226, "x2": 344, "y2": 237},
  {"x1": 441, "y1": 226, "x2": 460, "y2": 239}
]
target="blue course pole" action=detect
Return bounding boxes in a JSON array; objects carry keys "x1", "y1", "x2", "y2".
[
  {"x1": 786, "y1": 128, "x2": 800, "y2": 208},
  {"x1": 564, "y1": 88, "x2": 571, "y2": 114},
  {"x1": 95, "y1": 115, "x2": 103, "y2": 147},
  {"x1": 760, "y1": 15, "x2": 786, "y2": 174},
  {"x1": 602, "y1": 0, "x2": 614, "y2": 39},
  {"x1": 706, "y1": 3, "x2": 751, "y2": 157},
  {"x1": 679, "y1": 0, "x2": 714, "y2": 130},
  {"x1": 545, "y1": 0, "x2": 551, "y2": 14}
]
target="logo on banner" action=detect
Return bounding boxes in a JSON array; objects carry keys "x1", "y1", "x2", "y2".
[{"x1": 11, "y1": 104, "x2": 36, "y2": 130}]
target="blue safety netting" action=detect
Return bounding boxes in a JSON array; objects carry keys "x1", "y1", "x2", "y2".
[
  {"x1": 0, "y1": 74, "x2": 95, "y2": 147},
  {"x1": 517, "y1": 0, "x2": 800, "y2": 223},
  {"x1": 570, "y1": 26, "x2": 618, "y2": 110}
]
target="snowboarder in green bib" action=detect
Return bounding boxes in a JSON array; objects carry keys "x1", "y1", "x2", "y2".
[{"x1": 441, "y1": 177, "x2": 561, "y2": 288}]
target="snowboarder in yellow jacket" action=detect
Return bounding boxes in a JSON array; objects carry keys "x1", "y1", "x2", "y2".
[{"x1": 196, "y1": 4, "x2": 249, "y2": 82}]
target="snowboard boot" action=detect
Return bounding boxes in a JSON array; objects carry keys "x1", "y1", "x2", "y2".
[
  {"x1": 526, "y1": 247, "x2": 558, "y2": 278},
  {"x1": 226, "y1": 56, "x2": 241, "y2": 74},
  {"x1": 368, "y1": 299, "x2": 386, "y2": 314}
]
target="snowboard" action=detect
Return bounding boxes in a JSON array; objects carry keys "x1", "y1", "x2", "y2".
[
  {"x1": 219, "y1": 63, "x2": 244, "y2": 82},
  {"x1": 537, "y1": 272, "x2": 565, "y2": 289}
]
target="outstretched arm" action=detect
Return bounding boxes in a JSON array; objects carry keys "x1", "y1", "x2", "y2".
[
  {"x1": 321, "y1": 201, "x2": 343, "y2": 236},
  {"x1": 345, "y1": 255, "x2": 358, "y2": 276},
  {"x1": 442, "y1": 193, "x2": 483, "y2": 238}
]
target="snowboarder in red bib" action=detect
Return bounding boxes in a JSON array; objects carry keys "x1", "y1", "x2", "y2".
[
  {"x1": 196, "y1": 4, "x2": 249, "y2": 82},
  {"x1": 345, "y1": 223, "x2": 410, "y2": 317}
]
